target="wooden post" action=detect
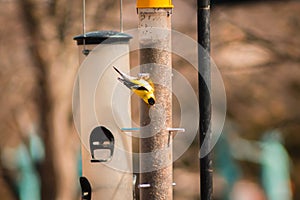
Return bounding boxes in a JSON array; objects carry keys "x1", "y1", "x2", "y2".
[{"x1": 137, "y1": 1, "x2": 173, "y2": 199}]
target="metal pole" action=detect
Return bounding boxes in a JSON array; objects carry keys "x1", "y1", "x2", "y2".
[
  {"x1": 137, "y1": 1, "x2": 173, "y2": 199},
  {"x1": 197, "y1": 0, "x2": 212, "y2": 200}
]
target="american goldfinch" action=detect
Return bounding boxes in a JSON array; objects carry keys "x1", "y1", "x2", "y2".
[{"x1": 113, "y1": 66, "x2": 156, "y2": 105}]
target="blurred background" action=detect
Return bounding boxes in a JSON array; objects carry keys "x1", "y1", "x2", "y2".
[{"x1": 0, "y1": 0, "x2": 299, "y2": 199}]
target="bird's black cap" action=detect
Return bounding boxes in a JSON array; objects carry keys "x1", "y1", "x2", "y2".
[{"x1": 148, "y1": 98, "x2": 155, "y2": 105}]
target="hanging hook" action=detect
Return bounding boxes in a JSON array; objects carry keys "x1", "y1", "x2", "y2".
[
  {"x1": 120, "y1": 0, "x2": 123, "y2": 32},
  {"x1": 82, "y1": 0, "x2": 90, "y2": 56}
]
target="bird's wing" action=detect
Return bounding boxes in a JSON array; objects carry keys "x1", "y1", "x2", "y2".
[
  {"x1": 117, "y1": 77, "x2": 134, "y2": 88},
  {"x1": 135, "y1": 86, "x2": 149, "y2": 91},
  {"x1": 114, "y1": 66, "x2": 154, "y2": 92},
  {"x1": 130, "y1": 79, "x2": 150, "y2": 91},
  {"x1": 148, "y1": 79, "x2": 155, "y2": 91},
  {"x1": 113, "y1": 66, "x2": 136, "y2": 81}
]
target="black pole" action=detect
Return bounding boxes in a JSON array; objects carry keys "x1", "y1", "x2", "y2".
[{"x1": 197, "y1": 0, "x2": 212, "y2": 200}]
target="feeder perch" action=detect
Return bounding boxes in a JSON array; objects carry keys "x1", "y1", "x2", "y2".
[{"x1": 79, "y1": 176, "x2": 92, "y2": 200}]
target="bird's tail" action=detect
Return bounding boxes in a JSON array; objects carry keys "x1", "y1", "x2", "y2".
[
  {"x1": 117, "y1": 77, "x2": 125, "y2": 84},
  {"x1": 113, "y1": 66, "x2": 126, "y2": 79},
  {"x1": 113, "y1": 66, "x2": 133, "y2": 89}
]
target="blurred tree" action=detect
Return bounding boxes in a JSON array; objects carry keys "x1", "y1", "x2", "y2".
[
  {"x1": 13, "y1": 0, "x2": 117, "y2": 199},
  {"x1": 0, "y1": 0, "x2": 299, "y2": 199}
]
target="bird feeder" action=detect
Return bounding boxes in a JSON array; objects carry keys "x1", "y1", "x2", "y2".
[{"x1": 73, "y1": 30, "x2": 133, "y2": 200}]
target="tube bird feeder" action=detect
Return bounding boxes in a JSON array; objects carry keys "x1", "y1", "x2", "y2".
[
  {"x1": 74, "y1": 31, "x2": 133, "y2": 200},
  {"x1": 137, "y1": 0, "x2": 174, "y2": 199}
]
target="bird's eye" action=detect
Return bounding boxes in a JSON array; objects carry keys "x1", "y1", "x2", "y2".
[{"x1": 148, "y1": 98, "x2": 155, "y2": 105}]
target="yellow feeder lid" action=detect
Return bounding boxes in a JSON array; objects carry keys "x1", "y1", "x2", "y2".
[{"x1": 137, "y1": 0, "x2": 174, "y2": 8}]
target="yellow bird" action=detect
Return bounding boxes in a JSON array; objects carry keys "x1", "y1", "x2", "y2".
[{"x1": 113, "y1": 66, "x2": 156, "y2": 105}]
